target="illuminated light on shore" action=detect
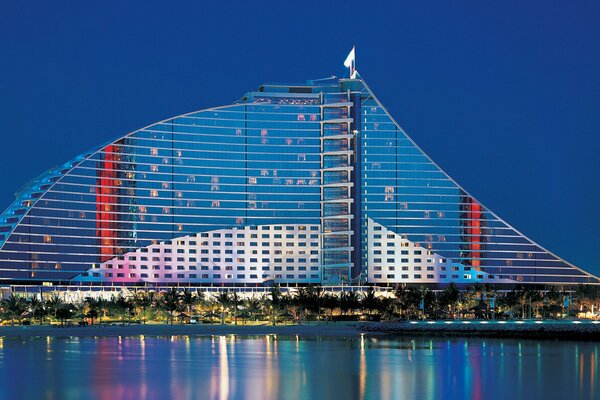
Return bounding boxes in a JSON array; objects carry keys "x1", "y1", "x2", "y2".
[
  {"x1": 498, "y1": 321, "x2": 507, "y2": 324},
  {"x1": 426, "y1": 321, "x2": 435, "y2": 324},
  {"x1": 462, "y1": 321, "x2": 471, "y2": 324},
  {"x1": 572, "y1": 321, "x2": 582, "y2": 324},
  {"x1": 410, "y1": 321, "x2": 418, "y2": 324},
  {"x1": 444, "y1": 321, "x2": 453, "y2": 324},
  {"x1": 592, "y1": 321, "x2": 600, "y2": 324},
  {"x1": 516, "y1": 321, "x2": 524, "y2": 324},
  {"x1": 480, "y1": 321, "x2": 488, "y2": 324},
  {"x1": 534, "y1": 321, "x2": 543, "y2": 324}
]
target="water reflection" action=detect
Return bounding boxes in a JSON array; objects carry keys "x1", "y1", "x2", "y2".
[{"x1": 0, "y1": 334, "x2": 597, "y2": 400}]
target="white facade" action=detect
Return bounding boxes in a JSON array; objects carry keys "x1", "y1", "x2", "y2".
[
  {"x1": 77, "y1": 224, "x2": 321, "y2": 285},
  {"x1": 366, "y1": 219, "x2": 514, "y2": 285}
]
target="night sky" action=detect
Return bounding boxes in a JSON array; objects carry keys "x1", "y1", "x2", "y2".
[{"x1": 0, "y1": 1, "x2": 598, "y2": 275}]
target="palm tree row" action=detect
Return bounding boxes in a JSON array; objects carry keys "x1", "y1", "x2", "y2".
[{"x1": 1, "y1": 284, "x2": 599, "y2": 326}]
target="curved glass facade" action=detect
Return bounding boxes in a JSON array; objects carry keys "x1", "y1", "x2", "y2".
[{"x1": 0, "y1": 75, "x2": 597, "y2": 286}]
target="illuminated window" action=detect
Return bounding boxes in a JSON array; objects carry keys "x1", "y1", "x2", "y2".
[
  {"x1": 211, "y1": 176, "x2": 219, "y2": 191},
  {"x1": 150, "y1": 165, "x2": 158, "y2": 172},
  {"x1": 150, "y1": 190, "x2": 158, "y2": 197},
  {"x1": 150, "y1": 148, "x2": 158, "y2": 156},
  {"x1": 212, "y1": 200, "x2": 220, "y2": 208},
  {"x1": 43, "y1": 235, "x2": 52, "y2": 244}
]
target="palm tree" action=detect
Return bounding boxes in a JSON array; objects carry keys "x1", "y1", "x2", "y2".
[
  {"x1": 115, "y1": 294, "x2": 133, "y2": 326},
  {"x1": 293, "y1": 287, "x2": 309, "y2": 322},
  {"x1": 394, "y1": 286, "x2": 411, "y2": 320},
  {"x1": 29, "y1": 297, "x2": 47, "y2": 325},
  {"x1": 230, "y1": 292, "x2": 243, "y2": 325},
  {"x1": 55, "y1": 303, "x2": 75, "y2": 326},
  {"x1": 214, "y1": 292, "x2": 230, "y2": 325},
  {"x1": 529, "y1": 291, "x2": 544, "y2": 319},
  {"x1": 343, "y1": 291, "x2": 361, "y2": 317},
  {"x1": 322, "y1": 292, "x2": 338, "y2": 319},
  {"x1": 515, "y1": 288, "x2": 531, "y2": 319},
  {"x1": 575, "y1": 284, "x2": 600, "y2": 316},
  {"x1": 416, "y1": 286, "x2": 429, "y2": 320},
  {"x1": 378, "y1": 296, "x2": 397, "y2": 320},
  {"x1": 160, "y1": 289, "x2": 181, "y2": 325},
  {"x1": 244, "y1": 297, "x2": 262, "y2": 322},
  {"x1": 439, "y1": 283, "x2": 460, "y2": 319},
  {"x1": 83, "y1": 297, "x2": 100, "y2": 325},
  {"x1": 134, "y1": 291, "x2": 154, "y2": 324},
  {"x1": 305, "y1": 285, "x2": 325, "y2": 320},
  {"x1": 46, "y1": 293, "x2": 64, "y2": 320},
  {"x1": 267, "y1": 285, "x2": 283, "y2": 326},
  {"x1": 180, "y1": 289, "x2": 200, "y2": 323},
  {"x1": 361, "y1": 287, "x2": 381, "y2": 316},
  {"x1": 498, "y1": 290, "x2": 519, "y2": 319},
  {"x1": 1, "y1": 294, "x2": 26, "y2": 326},
  {"x1": 542, "y1": 286, "x2": 562, "y2": 319},
  {"x1": 97, "y1": 297, "x2": 109, "y2": 323}
]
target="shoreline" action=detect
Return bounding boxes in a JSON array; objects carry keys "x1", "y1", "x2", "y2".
[
  {"x1": 1, "y1": 321, "x2": 599, "y2": 341},
  {"x1": 0, "y1": 322, "x2": 367, "y2": 339},
  {"x1": 361, "y1": 321, "x2": 600, "y2": 341}
]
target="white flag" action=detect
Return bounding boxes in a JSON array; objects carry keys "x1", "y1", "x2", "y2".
[
  {"x1": 344, "y1": 46, "x2": 356, "y2": 78},
  {"x1": 344, "y1": 46, "x2": 355, "y2": 68}
]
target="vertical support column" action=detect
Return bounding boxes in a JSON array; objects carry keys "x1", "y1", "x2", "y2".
[
  {"x1": 320, "y1": 93, "x2": 355, "y2": 284},
  {"x1": 349, "y1": 92, "x2": 362, "y2": 281}
]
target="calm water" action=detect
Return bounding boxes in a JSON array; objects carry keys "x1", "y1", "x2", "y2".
[{"x1": 0, "y1": 334, "x2": 597, "y2": 400}]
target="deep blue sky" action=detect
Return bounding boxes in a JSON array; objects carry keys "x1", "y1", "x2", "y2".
[{"x1": 0, "y1": 1, "x2": 598, "y2": 276}]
